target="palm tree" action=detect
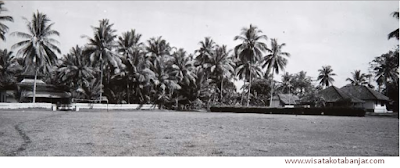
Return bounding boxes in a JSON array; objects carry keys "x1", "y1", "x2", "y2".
[
  {"x1": 146, "y1": 36, "x2": 172, "y2": 64},
  {"x1": 151, "y1": 57, "x2": 180, "y2": 108},
  {"x1": 346, "y1": 70, "x2": 369, "y2": 86},
  {"x1": 83, "y1": 19, "x2": 123, "y2": 102},
  {"x1": 0, "y1": 1, "x2": 13, "y2": 41},
  {"x1": 279, "y1": 72, "x2": 294, "y2": 94},
  {"x1": 0, "y1": 49, "x2": 21, "y2": 88},
  {"x1": 262, "y1": 38, "x2": 290, "y2": 106},
  {"x1": 168, "y1": 48, "x2": 196, "y2": 106},
  {"x1": 116, "y1": 29, "x2": 143, "y2": 103},
  {"x1": 388, "y1": 10, "x2": 399, "y2": 40},
  {"x1": 57, "y1": 46, "x2": 96, "y2": 98},
  {"x1": 292, "y1": 71, "x2": 312, "y2": 96},
  {"x1": 234, "y1": 24, "x2": 268, "y2": 106},
  {"x1": 117, "y1": 29, "x2": 143, "y2": 58},
  {"x1": 126, "y1": 51, "x2": 155, "y2": 104},
  {"x1": 317, "y1": 65, "x2": 336, "y2": 88},
  {"x1": 11, "y1": 11, "x2": 61, "y2": 103},
  {"x1": 169, "y1": 48, "x2": 196, "y2": 87},
  {"x1": 235, "y1": 60, "x2": 263, "y2": 105},
  {"x1": 206, "y1": 45, "x2": 234, "y2": 102},
  {"x1": 372, "y1": 50, "x2": 399, "y2": 94},
  {"x1": 195, "y1": 37, "x2": 216, "y2": 68}
]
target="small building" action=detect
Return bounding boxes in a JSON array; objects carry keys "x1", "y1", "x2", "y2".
[
  {"x1": 17, "y1": 67, "x2": 71, "y2": 104},
  {"x1": 317, "y1": 86, "x2": 365, "y2": 107},
  {"x1": 340, "y1": 85, "x2": 390, "y2": 113},
  {"x1": 270, "y1": 94, "x2": 299, "y2": 107}
]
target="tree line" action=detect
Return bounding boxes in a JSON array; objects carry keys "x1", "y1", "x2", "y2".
[{"x1": 0, "y1": 1, "x2": 398, "y2": 110}]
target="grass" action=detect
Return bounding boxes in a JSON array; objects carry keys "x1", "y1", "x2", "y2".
[{"x1": 0, "y1": 109, "x2": 398, "y2": 156}]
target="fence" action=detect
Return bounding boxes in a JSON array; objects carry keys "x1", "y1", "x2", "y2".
[{"x1": 0, "y1": 103, "x2": 157, "y2": 110}]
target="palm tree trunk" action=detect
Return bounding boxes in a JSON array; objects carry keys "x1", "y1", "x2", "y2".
[
  {"x1": 99, "y1": 59, "x2": 103, "y2": 103},
  {"x1": 269, "y1": 73, "x2": 274, "y2": 107},
  {"x1": 220, "y1": 78, "x2": 223, "y2": 103},
  {"x1": 240, "y1": 80, "x2": 245, "y2": 105},
  {"x1": 32, "y1": 68, "x2": 38, "y2": 103},
  {"x1": 247, "y1": 69, "x2": 252, "y2": 107},
  {"x1": 384, "y1": 78, "x2": 388, "y2": 96},
  {"x1": 176, "y1": 91, "x2": 179, "y2": 110},
  {"x1": 127, "y1": 78, "x2": 130, "y2": 104}
]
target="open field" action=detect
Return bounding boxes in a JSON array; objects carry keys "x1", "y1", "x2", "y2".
[{"x1": 0, "y1": 109, "x2": 398, "y2": 156}]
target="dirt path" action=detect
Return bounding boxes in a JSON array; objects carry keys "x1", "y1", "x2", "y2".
[{"x1": 0, "y1": 111, "x2": 68, "y2": 156}]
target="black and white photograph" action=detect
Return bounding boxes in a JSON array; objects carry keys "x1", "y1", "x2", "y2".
[{"x1": 0, "y1": 0, "x2": 398, "y2": 164}]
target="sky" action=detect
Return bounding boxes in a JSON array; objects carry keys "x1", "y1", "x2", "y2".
[{"x1": 0, "y1": 1, "x2": 398, "y2": 90}]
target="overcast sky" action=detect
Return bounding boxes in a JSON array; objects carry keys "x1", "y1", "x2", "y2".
[{"x1": 0, "y1": 1, "x2": 398, "y2": 89}]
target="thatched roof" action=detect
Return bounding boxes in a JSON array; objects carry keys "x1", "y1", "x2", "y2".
[
  {"x1": 278, "y1": 94, "x2": 299, "y2": 105},
  {"x1": 340, "y1": 85, "x2": 389, "y2": 101},
  {"x1": 318, "y1": 86, "x2": 365, "y2": 103}
]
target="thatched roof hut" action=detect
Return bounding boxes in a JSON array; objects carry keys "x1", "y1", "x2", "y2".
[
  {"x1": 318, "y1": 86, "x2": 365, "y2": 104},
  {"x1": 340, "y1": 85, "x2": 389, "y2": 101}
]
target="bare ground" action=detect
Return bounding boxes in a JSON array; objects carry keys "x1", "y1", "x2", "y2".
[{"x1": 0, "y1": 109, "x2": 398, "y2": 156}]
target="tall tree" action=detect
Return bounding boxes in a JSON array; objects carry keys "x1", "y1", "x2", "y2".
[
  {"x1": 262, "y1": 38, "x2": 290, "y2": 106},
  {"x1": 388, "y1": 10, "x2": 399, "y2": 40},
  {"x1": 11, "y1": 11, "x2": 61, "y2": 103},
  {"x1": 0, "y1": 49, "x2": 22, "y2": 88},
  {"x1": 57, "y1": 46, "x2": 96, "y2": 99},
  {"x1": 0, "y1": 1, "x2": 13, "y2": 41},
  {"x1": 235, "y1": 61, "x2": 263, "y2": 105},
  {"x1": 206, "y1": 45, "x2": 234, "y2": 102},
  {"x1": 292, "y1": 71, "x2": 313, "y2": 96},
  {"x1": 167, "y1": 48, "x2": 196, "y2": 107},
  {"x1": 169, "y1": 48, "x2": 195, "y2": 87},
  {"x1": 116, "y1": 29, "x2": 143, "y2": 103},
  {"x1": 278, "y1": 72, "x2": 294, "y2": 94},
  {"x1": 194, "y1": 37, "x2": 216, "y2": 68},
  {"x1": 123, "y1": 50, "x2": 155, "y2": 104},
  {"x1": 234, "y1": 24, "x2": 268, "y2": 106},
  {"x1": 146, "y1": 36, "x2": 172, "y2": 64},
  {"x1": 371, "y1": 50, "x2": 399, "y2": 94},
  {"x1": 151, "y1": 57, "x2": 180, "y2": 108},
  {"x1": 317, "y1": 65, "x2": 336, "y2": 88},
  {"x1": 117, "y1": 29, "x2": 142, "y2": 58},
  {"x1": 83, "y1": 19, "x2": 122, "y2": 102},
  {"x1": 346, "y1": 70, "x2": 369, "y2": 86}
]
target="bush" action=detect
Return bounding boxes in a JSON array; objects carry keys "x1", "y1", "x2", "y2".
[{"x1": 209, "y1": 106, "x2": 365, "y2": 117}]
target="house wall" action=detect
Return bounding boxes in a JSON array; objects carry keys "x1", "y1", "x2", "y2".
[
  {"x1": 363, "y1": 101, "x2": 375, "y2": 111},
  {"x1": 363, "y1": 100, "x2": 388, "y2": 113},
  {"x1": 270, "y1": 100, "x2": 281, "y2": 107}
]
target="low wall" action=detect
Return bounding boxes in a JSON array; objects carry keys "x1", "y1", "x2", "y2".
[
  {"x1": 210, "y1": 106, "x2": 366, "y2": 117},
  {"x1": 0, "y1": 103, "x2": 157, "y2": 110},
  {"x1": 73, "y1": 103, "x2": 157, "y2": 110},
  {"x1": 0, "y1": 103, "x2": 53, "y2": 109}
]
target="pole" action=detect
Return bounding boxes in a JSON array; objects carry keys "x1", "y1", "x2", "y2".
[
  {"x1": 32, "y1": 68, "x2": 38, "y2": 103},
  {"x1": 247, "y1": 68, "x2": 252, "y2": 107},
  {"x1": 99, "y1": 58, "x2": 103, "y2": 104},
  {"x1": 269, "y1": 73, "x2": 274, "y2": 107}
]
